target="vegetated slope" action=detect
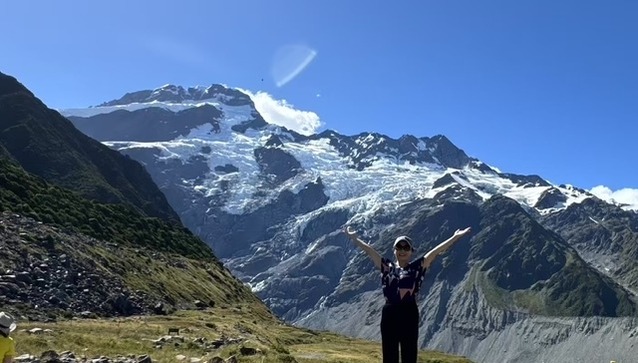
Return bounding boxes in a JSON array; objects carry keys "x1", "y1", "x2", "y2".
[{"x1": 0, "y1": 72, "x2": 179, "y2": 222}]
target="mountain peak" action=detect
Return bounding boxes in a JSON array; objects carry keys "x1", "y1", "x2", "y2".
[{"x1": 98, "y1": 83, "x2": 253, "y2": 107}]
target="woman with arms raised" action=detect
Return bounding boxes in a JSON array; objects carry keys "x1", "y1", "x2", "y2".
[{"x1": 344, "y1": 226, "x2": 472, "y2": 363}]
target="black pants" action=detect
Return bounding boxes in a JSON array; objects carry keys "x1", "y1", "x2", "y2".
[{"x1": 380, "y1": 302, "x2": 419, "y2": 363}]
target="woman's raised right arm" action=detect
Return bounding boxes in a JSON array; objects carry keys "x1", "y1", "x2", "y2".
[{"x1": 344, "y1": 226, "x2": 382, "y2": 269}]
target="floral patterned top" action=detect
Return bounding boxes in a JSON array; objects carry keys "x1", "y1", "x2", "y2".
[{"x1": 380, "y1": 257, "x2": 427, "y2": 304}]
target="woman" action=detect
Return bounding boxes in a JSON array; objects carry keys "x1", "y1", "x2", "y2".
[
  {"x1": 344, "y1": 226, "x2": 471, "y2": 363},
  {"x1": 0, "y1": 311, "x2": 16, "y2": 363}
]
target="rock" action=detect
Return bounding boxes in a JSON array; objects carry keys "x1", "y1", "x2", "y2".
[
  {"x1": 158, "y1": 335, "x2": 184, "y2": 343},
  {"x1": 209, "y1": 339, "x2": 225, "y2": 349},
  {"x1": 0, "y1": 282, "x2": 18, "y2": 297},
  {"x1": 15, "y1": 272, "x2": 32, "y2": 285},
  {"x1": 153, "y1": 302, "x2": 167, "y2": 315},
  {"x1": 14, "y1": 354, "x2": 34, "y2": 362},
  {"x1": 194, "y1": 300, "x2": 207, "y2": 308},
  {"x1": 175, "y1": 355, "x2": 187, "y2": 361},
  {"x1": 80, "y1": 311, "x2": 96, "y2": 319},
  {"x1": 1, "y1": 275, "x2": 17, "y2": 282},
  {"x1": 137, "y1": 354, "x2": 152, "y2": 363},
  {"x1": 225, "y1": 356, "x2": 238, "y2": 363},
  {"x1": 239, "y1": 346, "x2": 257, "y2": 356},
  {"x1": 40, "y1": 349, "x2": 60, "y2": 362},
  {"x1": 534, "y1": 187, "x2": 567, "y2": 209},
  {"x1": 60, "y1": 351, "x2": 74, "y2": 358},
  {"x1": 194, "y1": 337, "x2": 206, "y2": 344},
  {"x1": 106, "y1": 293, "x2": 135, "y2": 315},
  {"x1": 207, "y1": 358, "x2": 224, "y2": 363},
  {"x1": 190, "y1": 358, "x2": 202, "y2": 363},
  {"x1": 28, "y1": 327, "x2": 44, "y2": 334}
]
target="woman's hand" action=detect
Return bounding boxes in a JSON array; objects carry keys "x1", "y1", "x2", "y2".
[
  {"x1": 344, "y1": 226, "x2": 359, "y2": 241},
  {"x1": 422, "y1": 226, "x2": 472, "y2": 269},
  {"x1": 453, "y1": 227, "x2": 472, "y2": 238}
]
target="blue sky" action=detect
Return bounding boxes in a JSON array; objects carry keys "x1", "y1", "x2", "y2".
[{"x1": 2, "y1": 0, "x2": 637, "y2": 199}]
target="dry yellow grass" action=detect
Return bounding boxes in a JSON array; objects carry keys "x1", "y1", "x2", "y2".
[{"x1": 13, "y1": 304, "x2": 473, "y2": 363}]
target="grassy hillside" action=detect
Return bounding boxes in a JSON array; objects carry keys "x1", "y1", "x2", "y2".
[
  {"x1": 0, "y1": 72, "x2": 179, "y2": 222},
  {"x1": 540, "y1": 198, "x2": 638, "y2": 292},
  {"x1": 469, "y1": 196, "x2": 637, "y2": 316},
  {"x1": 0, "y1": 156, "x2": 211, "y2": 259}
]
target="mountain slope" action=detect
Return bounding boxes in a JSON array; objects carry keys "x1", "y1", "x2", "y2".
[
  {"x1": 468, "y1": 195, "x2": 634, "y2": 316},
  {"x1": 0, "y1": 156, "x2": 211, "y2": 258},
  {"x1": 0, "y1": 72, "x2": 179, "y2": 222},
  {"x1": 0, "y1": 138, "x2": 260, "y2": 319},
  {"x1": 540, "y1": 198, "x2": 638, "y2": 292},
  {"x1": 0, "y1": 74, "x2": 252, "y2": 317}
]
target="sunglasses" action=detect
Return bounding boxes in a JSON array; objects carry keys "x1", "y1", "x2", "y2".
[{"x1": 395, "y1": 244, "x2": 412, "y2": 252}]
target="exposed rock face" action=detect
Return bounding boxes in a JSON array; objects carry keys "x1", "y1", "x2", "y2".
[
  {"x1": 535, "y1": 187, "x2": 568, "y2": 209},
  {"x1": 498, "y1": 173, "x2": 551, "y2": 187},
  {"x1": 71, "y1": 105, "x2": 223, "y2": 142},
  {"x1": 253, "y1": 145, "x2": 302, "y2": 185},
  {"x1": 432, "y1": 173, "x2": 459, "y2": 189},
  {"x1": 428, "y1": 135, "x2": 471, "y2": 169},
  {"x1": 540, "y1": 198, "x2": 638, "y2": 292},
  {"x1": 309, "y1": 131, "x2": 475, "y2": 171}
]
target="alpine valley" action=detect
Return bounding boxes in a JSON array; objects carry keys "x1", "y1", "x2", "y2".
[
  {"x1": 1, "y1": 71, "x2": 476, "y2": 363},
  {"x1": 62, "y1": 83, "x2": 638, "y2": 363}
]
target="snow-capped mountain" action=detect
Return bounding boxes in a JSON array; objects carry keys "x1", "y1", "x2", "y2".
[
  {"x1": 62, "y1": 84, "x2": 594, "y2": 217},
  {"x1": 63, "y1": 84, "x2": 638, "y2": 363}
]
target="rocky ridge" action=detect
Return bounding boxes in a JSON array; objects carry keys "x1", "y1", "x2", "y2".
[
  {"x1": 0, "y1": 212, "x2": 151, "y2": 319},
  {"x1": 0, "y1": 211, "x2": 256, "y2": 320}
]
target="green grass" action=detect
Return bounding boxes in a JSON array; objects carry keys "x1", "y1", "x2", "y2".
[
  {"x1": 73, "y1": 243, "x2": 254, "y2": 306},
  {"x1": 0, "y1": 156, "x2": 213, "y2": 259},
  {"x1": 467, "y1": 252, "x2": 636, "y2": 317},
  {"x1": 468, "y1": 265, "x2": 511, "y2": 311},
  {"x1": 13, "y1": 308, "x2": 473, "y2": 363}
]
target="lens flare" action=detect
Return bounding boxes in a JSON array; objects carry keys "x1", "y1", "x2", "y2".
[{"x1": 271, "y1": 44, "x2": 317, "y2": 87}]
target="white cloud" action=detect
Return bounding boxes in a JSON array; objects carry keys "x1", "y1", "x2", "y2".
[
  {"x1": 239, "y1": 89, "x2": 323, "y2": 136},
  {"x1": 589, "y1": 185, "x2": 638, "y2": 210}
]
